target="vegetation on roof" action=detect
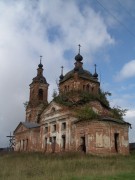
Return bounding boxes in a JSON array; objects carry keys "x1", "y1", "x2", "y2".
[
  {"x1": 74, "y1": 105, "x2": 99, "y2": 121},
  {"x1": 52, "y1": 90, "x2": 127, "y2": 121},
  {"x1": 111, "y1": 106, "x2": 128, "y2": 121},
  {"x1": 52, "y1": 89, "x2": 110, "y2": 108}
]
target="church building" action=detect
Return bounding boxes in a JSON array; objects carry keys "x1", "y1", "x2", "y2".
[{"x1": 14, "y1": 47, "x2": 130, "y2": 155}]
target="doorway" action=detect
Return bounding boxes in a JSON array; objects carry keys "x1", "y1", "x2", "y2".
[
  {"x1": 80, "y1": 136, "x2": 86, "y2": 153},
  {"x1": 114, "y1": 133, "x2": 119, "y2": 153},
  {"x1": 45, "y1": 138, "x2": 47, "y2": 152},
  {"x1": 52, "y1": 136, "x2": 56, "y2": 153},
  {"x1": 62, "y1": 135, "x2": 66, "y2": 151}
]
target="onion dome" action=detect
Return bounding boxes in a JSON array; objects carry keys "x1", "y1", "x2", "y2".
[
  {"x1": 75, "y1": 44, "x2": 83, "y2": 62},
  {"x1": 38, "y1": 63, "x2": 43, "y2": 68},
  {"x1": 59, "y1": 74, "x2": 64, "y2": 80},
  {"x1": 75, "y1": 53, "x2": 83, "y2": 61}
]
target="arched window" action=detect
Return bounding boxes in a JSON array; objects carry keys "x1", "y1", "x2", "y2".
[
  {"x1": 38, "y1": 89, "x2": 43, "y2": 100},
  {"x1": 51, "y1": 107, "x2": 56, "y2": 112}
]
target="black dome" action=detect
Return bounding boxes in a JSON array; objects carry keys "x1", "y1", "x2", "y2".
[
  {"x1": 93, "y1": 72, "x2": 98, "y2": 79},
  {"x1": 75, "y1": 53, "x2": 83, "y2": 61},
  {"x1": 38, "y1": 63, "x2": 43, "y2": 68}
]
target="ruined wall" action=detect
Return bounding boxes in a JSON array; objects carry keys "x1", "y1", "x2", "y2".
[
  {"x1": 14, "y1": 128, "x2": 40, "y2": 152},
  {"x1": 71, "y1": 120, "x2": 129, "y2": 155}
]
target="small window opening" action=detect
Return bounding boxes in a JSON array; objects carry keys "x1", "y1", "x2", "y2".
[
  {"x1": 62, "y1": 122, "x2": 66, "y2": 130},
  {"x1": 52, "y1": 124, "x2": 56, "y2": 132},
  {"x1": 49, "y1": 137, "x2": 52, "y2": 143},
  {"x1": 45, "y1": 126, "x2": 48, "y2": 133},
  {"x1": 51, "y1": 107, "x2": 56, "y2": 112}
]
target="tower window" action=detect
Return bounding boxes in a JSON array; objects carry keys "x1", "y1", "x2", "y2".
[{"x1": 38, "y1": 89, "x2": 43, "y2": 100}]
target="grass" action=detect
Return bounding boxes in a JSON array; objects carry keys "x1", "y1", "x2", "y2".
[{"x1": 0, "y1": 152, "x2": 135, "y2": 180}]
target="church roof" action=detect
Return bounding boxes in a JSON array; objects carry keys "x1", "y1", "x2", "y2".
[
  {"x1": 21, "y1": 122, "x2": 40, "y2": 129},
  {"x1": 101, "y1": 117, "x2": 131, "y2": 125},
  {"x1": 74, "y1": 116, "x2": 131, "y2": 126},
  {"x1": 14, "y1": 122, "x2": 40, "y2": 134},
  {"x1": 32, "y1": 75, "x2": 47, "y2": 84},
  {"x1": 60, "y1": 68, "x2": 98, "y2": 84}
]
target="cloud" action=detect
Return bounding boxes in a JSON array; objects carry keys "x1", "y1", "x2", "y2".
[
  {"x1": 0, "y1": 0, "x2": 115, "y2": 147},
  {"x1": 115, "y1": 60, "x2": 135, "y2": 81}
]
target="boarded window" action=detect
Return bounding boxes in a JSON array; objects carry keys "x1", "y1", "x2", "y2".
[{"x1": 96, "y1": 130, "x2": 103, "y2": 148}]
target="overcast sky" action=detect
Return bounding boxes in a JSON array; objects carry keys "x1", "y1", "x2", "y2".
[{"x1": 0, "y1": 0, "x2": 135, "y2": 147}]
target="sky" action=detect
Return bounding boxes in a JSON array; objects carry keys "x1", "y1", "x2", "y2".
[{"x1": 0, "y1": 0, "x2": 135, "y2": 147}]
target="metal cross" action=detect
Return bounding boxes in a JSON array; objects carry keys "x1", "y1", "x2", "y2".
[
  {"x1": 61, "y1": 66, "x2": 64, "y2": 75},
  {"x1": 94, "y1": 64, "x2": 97, "y2": 73},
  {"x1": 78, "y1": 44, "x2": 81, "y2": 54},
  {"x1": 40, "y1": 55, "x2": 42, "y2": 64}
]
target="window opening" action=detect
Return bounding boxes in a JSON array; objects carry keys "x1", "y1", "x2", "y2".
[
  {"x1": 45, "y1": 126, "x2": 48, "y2": 133},
  {"x1": 62, "y1": 122, "x2": 66, "y2": 130},
  {"x1": 38, "y1": 89, "x2": 43, "y2": 100},
  {"x1": 52, "y1": 124, "x2": 56, "y2": 132}
]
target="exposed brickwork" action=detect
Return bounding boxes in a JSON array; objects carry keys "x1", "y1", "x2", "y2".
[{"x1": 14, "y1": 53, "x2": 130, "y2": 155}]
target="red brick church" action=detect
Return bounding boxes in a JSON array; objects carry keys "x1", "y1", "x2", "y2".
[{"x1": 14, "y1": 47, "x2": 130, "y2": 155}]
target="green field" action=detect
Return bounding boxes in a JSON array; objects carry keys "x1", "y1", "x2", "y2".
[{"x1": 0, "y1": 152, "x2": 135, "y2": 180}]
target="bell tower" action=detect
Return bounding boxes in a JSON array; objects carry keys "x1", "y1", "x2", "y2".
[{"x1": 26, "y1": 56, "x2": 49, "y2": 123}]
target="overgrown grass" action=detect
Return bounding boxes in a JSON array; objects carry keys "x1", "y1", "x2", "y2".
[{"x1": 0, "y1": 152, "x2": 135, "y2": 180}]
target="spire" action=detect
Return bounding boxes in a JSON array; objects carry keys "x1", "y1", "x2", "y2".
[
  {"x1": 93, "y1": 64, "x2": 98, "y2": 79},
  {"x1": 59, "y1": 66, "x2": 64, "y2": 81},
  {"x1": 38, "y1": 56, "x2": 43, "y2": 68},
  {"x1": 75, "y1": 44, "x2": 83, "y2": 62}
]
